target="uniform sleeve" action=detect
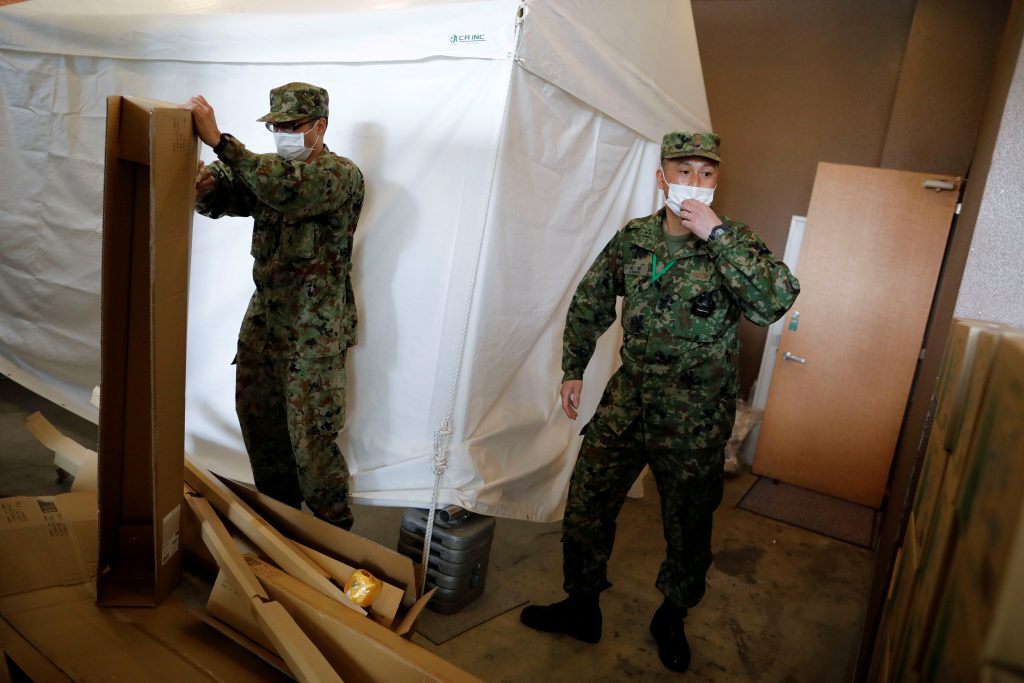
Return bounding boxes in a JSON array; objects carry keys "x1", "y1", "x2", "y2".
[
  {"x1": 215, "y1": 135, "x2": 361, "y2": 220},
  {"x1": 194, "y1": 160, "x2": 256, "y2": 219},
  {"x1": 706, "y1": 221, "x2": 800, "y2": 326},
  {"x1": 561, "y1": 232, "x2": 626, "y2": 381}
]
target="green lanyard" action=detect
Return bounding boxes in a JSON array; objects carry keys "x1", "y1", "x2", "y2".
[{"x1": 651, "y1": 253, "x2": 677, "y2": 284}]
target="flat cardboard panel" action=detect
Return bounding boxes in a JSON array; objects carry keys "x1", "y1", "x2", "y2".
[
  {"x1": 122, "y1": 595, "x2": 291, "y2": 682},
  {"x1": 1, "y1": 583, "x2": 288, "y2": 682},
  {"x1": 183, "y1": 486, "x2": 268, "y2": 602},
  {"x1": 253, "y1": 599, "x2": 343, "y2": 683},
  {"x1": 905, "y1": 463, "x2": 960, "y2": 672},
  {"x1": 981, "y1": 666, "x2": 1024, "y2": 683},
  {"x1": 910, "y1": 437, "x2": 948, "y2": 557},
  {"x1": 983, "y1": 499, "x2": 1024, "y2": 672},
  {"x1": 934, "y1": 320, "x2": 1001, "y2": 452},
  {"x1": 98, "y1": 95, "x2": 197, "y2": 606},
  {"x1": 958, "y1": 336, "x2": 1024, "y2": 671},
  {"x1": 922, "y1": 552, "x2": 986, "y2": 682},
  {"x1": 207, "y1": 571, "x2": 278, "y2": 653},
  {"x1": 884, "y1": 543, "x2": 917, "y2": 662},
  {"x1": 0, "y1": 617, "x2": 73, "y2": 682},
  {"x1": 0, "y1": 585, "x2": 209, "y2": 681},
  {"x1": 946, "y1": 327, "x2": 1005, "y2": 502},
  {"x1": 23, "y1": 412, "x2": 98, "y2": 492},
  {"x1": 0, "y1": 493, "x2": 97, "y2": 598}
]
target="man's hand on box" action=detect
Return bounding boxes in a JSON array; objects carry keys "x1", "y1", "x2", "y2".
[
  {"x1": 195, "y1": 160, "x2": 216, "y2": 198},
  {"x1": 182, "y1": 95, "x2": 222, "y2": 148}
]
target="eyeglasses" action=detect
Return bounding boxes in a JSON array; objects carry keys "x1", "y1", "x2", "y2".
[{"x1": 265, "y1": 118, "x2": 321, "y2": 134}]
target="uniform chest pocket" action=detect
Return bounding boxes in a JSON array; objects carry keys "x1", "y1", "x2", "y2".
[
  {"x1": 278, "y1": 222, "x2": 316, "y2": 261},
  {"x1": 622, "y1": 272, "x2": 654, "y2": 335}
]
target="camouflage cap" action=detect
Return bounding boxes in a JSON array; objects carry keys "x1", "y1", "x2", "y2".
[
  {"x1": 257, "y1": 82, "x2": 329, "y2": 123},
  {"x1": 661, "y1": 131, "x2": 721, "y2": 162}
]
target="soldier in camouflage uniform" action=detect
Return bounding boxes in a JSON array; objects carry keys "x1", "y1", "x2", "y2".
[
  {"x1": 186, "y1": 84, "x2": 363, "y2": 530},
  {"x1": 521, "y1": 132, "x2": 800, "y2": 672}
]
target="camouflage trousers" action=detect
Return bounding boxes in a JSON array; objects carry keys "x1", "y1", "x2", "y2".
[
  {"x1": 562, "y1": 417, "x2": 724, "y2": 609},
  {"x1": 235, "y1": 347, "x2": 353, "y2": 530}
]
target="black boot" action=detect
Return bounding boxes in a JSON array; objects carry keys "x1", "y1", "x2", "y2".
[
  {"x1": 649, "y1": 599, "x2": 690, "y2": 672},
  {"x1": 520, "y1": 593, "x2": 602, "y2": 643}
]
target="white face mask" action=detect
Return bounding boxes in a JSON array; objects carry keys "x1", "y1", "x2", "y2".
[
  {"x1": 274, "y1": 128, "x2": 321, "y2": 161},
  {"x1": 664, "y1": 182, "x2": 715, "y2": 216}
]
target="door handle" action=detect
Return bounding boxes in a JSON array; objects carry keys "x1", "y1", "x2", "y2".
[{"x1": 783, "y1": 352, "x2": 806, "y2": 364}]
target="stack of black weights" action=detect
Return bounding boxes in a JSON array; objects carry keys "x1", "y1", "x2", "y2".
[{"x1": 397, "y1": 508, "x2": 496, "y2": 614}]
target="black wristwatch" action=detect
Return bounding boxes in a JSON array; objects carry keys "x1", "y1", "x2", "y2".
[
  {"x1": 707, "y1": 224, "x2": 730, "y2": 242},
  {"x1": 213, "y1": 133, "x2": 230, "y2": 156}
]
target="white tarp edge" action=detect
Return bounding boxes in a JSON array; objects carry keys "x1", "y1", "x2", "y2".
[
  {"x1": 519, "y1": 0, "x2": 711, "y2": 142},
  {"x1": 0, "y1": 0, "x2": 518, "y2": 63}
]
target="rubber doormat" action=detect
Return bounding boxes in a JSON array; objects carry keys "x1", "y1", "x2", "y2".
[
  {"x1": 413, "y1": 572, "x2": 528, "y2": 646},
  {"x1": 737, "y1": 477, "x2": 876, "y2": 548}
]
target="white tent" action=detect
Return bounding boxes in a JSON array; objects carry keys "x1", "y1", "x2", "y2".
[{"x1": 0, "y1": 0, "x2": 710, "y2": 521}]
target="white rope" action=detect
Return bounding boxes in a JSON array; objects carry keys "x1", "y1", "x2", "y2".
[{"x1": 420, "y1": 13, "x2": 524, "y2": 595}]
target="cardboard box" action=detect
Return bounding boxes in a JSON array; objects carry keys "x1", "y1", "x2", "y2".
[
  {"x1": 983, "y1": 505, "x2": 1024, "y2": 673},
  {"x1": 921, "y1": 557, "x2": 986, "y2": 683},
  {"x1": 957, "y1": 336, "x2": 1024, "y2": 672},
  {"x1": 911, "y1": 435, "x2": 949, "y2": 555},
  {"x1": 933, "y1": 320, "x2": 1003, "y2": 453},
  {"x1": 981, "y1": 665, "x2": 1024, "y2": 683},
  {"x1": 945, "y1": 326, "x2": 1006, "y2": 504},
  {"x1": 0, "y1": 492, "x2": 291, "y2": 681},
  {"x1": 98, "y1": 95, "x2": 198, "y2": 606},
  {"x1": 0, "y1": 493, "x2": 97, "y2": 598},
  {"x1": 904, "y1": 461, "x2": 960, "y2": 673},
  {"x1": 959, "y1": 335, "x2": 1024, "y2": 571},
  {"x1": 885, "y1": 544, "x2": 917, "y2": 658}
]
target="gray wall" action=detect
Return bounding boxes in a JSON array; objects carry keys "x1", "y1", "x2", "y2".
[{"x1": 954, "y1": 42, "x2": 1024, "y2": 327}]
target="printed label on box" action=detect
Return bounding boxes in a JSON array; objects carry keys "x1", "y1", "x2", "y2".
[{"x1": 161, "y1": 504, "x2": 181, "y2": 565}]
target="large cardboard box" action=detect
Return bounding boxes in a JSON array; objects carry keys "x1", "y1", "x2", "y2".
[
  {"x1": 911, "y1": 321, "x2": 1001, "y2": 560},
  {"x1": 945, "y1": 327, "x2": 1006, "y2": 504},
  {"x1": 984, "y1": 497, "x2": 1024, "y2": 673},
  {"x1": 0, "y1": 492, "x2": 289, "y2": 681},
  {"x1": 921, "y1": 557, "x2": 986, "y2": 683},
  {"x1": 981, "y1": 666, "x2": 1024, "y2": 683},
  {"x1": 0, "y1": 493, "x2": 97, "y2": 598},
  {"x1": 933, "y1": 320, "x2": 1003, "y2": 452},
  {"x1": 904, "y1": 455, "x2": 961, "y2": 674},
  {"x1": 98, "y1": 95, "x2": 198, "y2": 606},
  {"x1": 957, "y1": 336, "x2": 1024, "y2": 672}
]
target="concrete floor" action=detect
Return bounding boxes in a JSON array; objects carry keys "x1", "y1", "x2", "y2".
[{"x1": 1, "y1": 375, "x2": 872, "y2": 682}]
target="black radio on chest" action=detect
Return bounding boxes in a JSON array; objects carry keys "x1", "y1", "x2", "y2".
[{"x1": 690, "y1": 292, "x2": 715, "y2": 318}]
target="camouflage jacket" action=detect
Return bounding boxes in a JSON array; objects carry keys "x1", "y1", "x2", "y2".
[
  {"x1": 196, "y1": 136, "x2": 364, "y2": 358},
  {"x1": 563, "y1": 209, "x2": 800, "y2": 449}
]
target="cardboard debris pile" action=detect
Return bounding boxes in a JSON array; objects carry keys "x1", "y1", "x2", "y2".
[
  {"x1": 11, "y1": 414, "x2": 481, "y2": 682},
  {"x1": 0, "y1": 96, "x2": 481, "y2": 682}
]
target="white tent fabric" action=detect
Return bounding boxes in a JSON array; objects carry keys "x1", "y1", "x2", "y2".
[{"x1": 0, "y1": 0, "x2": 710, "y2": 521}]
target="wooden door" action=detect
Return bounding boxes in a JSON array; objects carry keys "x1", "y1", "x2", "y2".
[{"x1": 754, "y1": 163, "x2": 960, "y2": 508}]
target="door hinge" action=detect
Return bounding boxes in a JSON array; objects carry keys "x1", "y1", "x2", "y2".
[{"x1": 922, "y1": 179, "x2": 957, "y2": 192}]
